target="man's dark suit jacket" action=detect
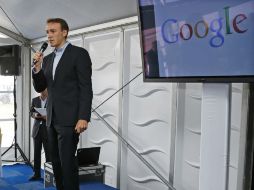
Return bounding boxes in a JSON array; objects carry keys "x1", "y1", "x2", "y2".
[
  {"x1": 32, "y1": 44, "x2": 93, "y2": 127},
  {"x1": 30, "y1": 96, "x2": 46, "y2": 138}
]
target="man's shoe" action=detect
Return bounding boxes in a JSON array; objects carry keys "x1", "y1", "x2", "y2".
[{"x1": 29, "y1": 174, "x2": 41, "y2": 181}]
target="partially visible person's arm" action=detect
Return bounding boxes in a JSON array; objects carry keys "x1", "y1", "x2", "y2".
[{"x1": 30, "y1": 98, "x2": 36, "y2": 119}]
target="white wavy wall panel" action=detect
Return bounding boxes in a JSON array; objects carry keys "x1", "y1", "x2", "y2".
[
  {"x1": 122, "y1": 27, "x2": 173, "y2": 190},
  {"x1": 82, "y1": 30, "x2": 122, "y2": 187},
  {"x1": 174, "y1": 83, "x2": 202, "y2": 190},
  {"x1": 174, "y1": 83, "x2": 246, "y2": 190}
]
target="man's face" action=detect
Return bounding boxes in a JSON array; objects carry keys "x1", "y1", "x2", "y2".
[{"x1": 46, "y1": 22, "x2": 67, "y2": 48}]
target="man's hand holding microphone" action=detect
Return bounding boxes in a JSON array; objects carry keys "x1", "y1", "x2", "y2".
[{"x1": 32, "y1": 42, "x2": 48, "y2": 72}]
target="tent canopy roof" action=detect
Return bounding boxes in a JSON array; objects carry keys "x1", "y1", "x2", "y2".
[{"x1": 0, "y1": 0, "x2": 138, "y2": 40}]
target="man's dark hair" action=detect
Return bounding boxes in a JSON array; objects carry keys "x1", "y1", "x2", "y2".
[{"x1": 47, "y1": 18, "x2": 69, "y2": 38}]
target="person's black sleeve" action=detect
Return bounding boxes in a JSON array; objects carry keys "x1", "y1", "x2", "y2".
[
  {"x1": 76, "y1": 49, "x2": 93, "y2": 122},
  {"x1": 32, "y1": 69, "x2": 47, "y2": 93}
]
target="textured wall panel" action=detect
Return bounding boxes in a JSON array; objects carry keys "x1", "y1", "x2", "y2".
[
  {"x1": 82, "y1": 30, "x2": 122, "y2": 187},
  {"x1": 121, "y1": 27, "x2": 173, "y2": 190},
  {"x1": 174, "y1": 83, "x2": 202, "y2": 190}
]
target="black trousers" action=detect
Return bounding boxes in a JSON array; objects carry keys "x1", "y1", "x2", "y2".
[
  {"x1": 33, "y1": 124, "x2": 50, "y2": 176},
  {"x1": 47, "y1": 123, "x2": 80, "y2": 190}
]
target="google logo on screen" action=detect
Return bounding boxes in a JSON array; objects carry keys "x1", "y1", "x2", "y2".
[{"x1": 161, "y1": 6, "x2": 248, "y2": 48}]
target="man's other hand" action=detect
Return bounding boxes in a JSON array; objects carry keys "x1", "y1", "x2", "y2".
[{"x1": 75, "y1": 120, "x2": 88, "y2": 133}]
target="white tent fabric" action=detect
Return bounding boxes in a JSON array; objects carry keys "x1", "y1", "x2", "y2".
[{"x1": 0, "y1": 0, "x2": 137, "y2": 40}]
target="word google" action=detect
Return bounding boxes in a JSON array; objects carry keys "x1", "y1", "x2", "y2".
[{"x1": 161, "y1": 6, "x2": 248, "y2": 48}]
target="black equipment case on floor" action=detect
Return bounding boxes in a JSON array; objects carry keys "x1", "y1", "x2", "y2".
[{"x1": 44, "y1": 162, "x2": 105, "y2": 188}]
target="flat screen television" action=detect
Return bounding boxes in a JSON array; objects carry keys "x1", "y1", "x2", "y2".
[{"x1": 137, "y1": 0, "x2": 254, "y2": 82}]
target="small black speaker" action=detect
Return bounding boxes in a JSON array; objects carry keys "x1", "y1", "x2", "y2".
[{"x1": 0, "y1": 45, "x2": 21, "y2": 76}]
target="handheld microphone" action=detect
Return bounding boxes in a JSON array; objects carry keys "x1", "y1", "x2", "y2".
[{"x1": 32, "y1": 42, "x2": 48, "y2": 65}]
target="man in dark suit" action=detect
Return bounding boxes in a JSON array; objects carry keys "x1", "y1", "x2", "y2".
[
  {"x1": 32, "y1": 18, "x2": 93, "y2": 190},
  {"x1": 29, "y1": 89, "x2": 50, "y2": 180}
]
